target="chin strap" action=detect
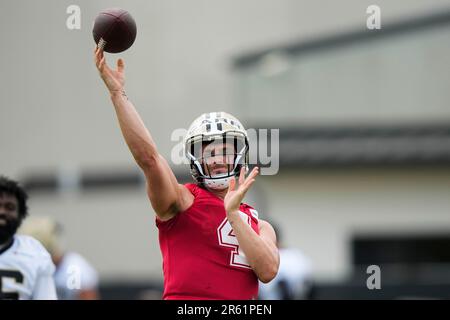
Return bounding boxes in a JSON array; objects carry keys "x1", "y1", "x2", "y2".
[{"x1": 203, "y1": 176, "x2": 233, "y2": 190}]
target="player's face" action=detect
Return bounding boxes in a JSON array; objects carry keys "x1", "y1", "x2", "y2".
[
  {"x1": 201, "y1": 142, "x2": 235, "y2": 177},
  {"x1": 0, "y1": 192, "x2": 20, "y2": 244}
]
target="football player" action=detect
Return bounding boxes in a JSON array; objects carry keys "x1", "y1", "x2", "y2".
[
  {"x1": 94, "y1": 47, "x2": 279, "y2": 299},
  {"x1": 0, "y1": 176, "x2": 57, "y2": 300},
  {"x1": 20, "y1": 216, "x2": 99, "y2": 300}
]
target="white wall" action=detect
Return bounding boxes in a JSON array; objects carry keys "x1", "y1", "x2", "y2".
[
  {"x1": 236, "y1": 25, "x2": 450, "y2": 126},
  {"x1": 2, "y1": 0, "x2": 450, "y2": 174},
  {"x1": 259, "y1": 168, "x2": 450, "y2": 281}
]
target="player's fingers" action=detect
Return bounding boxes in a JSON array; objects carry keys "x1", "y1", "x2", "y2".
[
  {"x1": 99, "y1": 57, "x2": 106, "y2": 71},
  {"x1": 242, "y1": 178, "x2": 256, "y2": 194},
  {"x1": 95, "y1": 55, "x2": 101, "y2": 69},
  {"x1": 117, "y1": 58, "x2": 125, "y2": 73},
  {"x1": 97, "y1": 47, "x2": 104, "y2": 61},
  {"x1": 245, "y1": 167, "x2": 259, "y2": 184},
  {"x1": 242, "y1": 169, "x2": 258, "y2": 190},
  {"x1": 95, "y1": 49, "x2": 106, "y2": 69},
  {"x1": 228, "y1": 177, "x2": 236, "y2": 192},
  {"x1": 238, "y1": 166, "x2": 245, "y2": 185},
  {"x1": 94, "y1": 48, "x2": 101, "y2": 66}
]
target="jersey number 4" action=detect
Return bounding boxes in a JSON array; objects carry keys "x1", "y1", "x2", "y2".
[{"x1": 217, "y1": 211, "x2": 253, "y2": 269}]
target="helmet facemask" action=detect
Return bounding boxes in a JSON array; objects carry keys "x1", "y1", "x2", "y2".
[{"x1": 186, "y1": 132, "x2": 249, "y2": 190}]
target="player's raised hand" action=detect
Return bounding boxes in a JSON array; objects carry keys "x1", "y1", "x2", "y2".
[
  {"x1": 224, "y1": 166, "x2": 259, "y2": 215},
  {"x1": 94, "y1": 47, "x2": 125, "y2": 94}
]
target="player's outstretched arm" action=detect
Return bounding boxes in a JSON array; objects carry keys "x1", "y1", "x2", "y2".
[
  {"x1": 94, "y1": 47, "x2": 193, "y2": 220},
  {"x1": 224, "y1": 167, "x2": 280, "y2": 283}
]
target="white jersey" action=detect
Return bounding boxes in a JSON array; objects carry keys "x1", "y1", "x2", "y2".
[
  {"x1": 54, "y1": 252, "x2": 99, "y2": 300},
  {"x1": 0, "y1": 235, "x2": 57, "y2": 300},
  {"x1": 259, "y1": 248, "x2": 313, "y2": 300}
]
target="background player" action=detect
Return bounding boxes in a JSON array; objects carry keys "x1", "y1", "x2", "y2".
[
  {"x1": 94, "y1": 47, "x2": 279, "y2": 299},
  {"x1": 259, "y1": 222, "x2": 313, "y2": 300},
  {"x1": 20, "y1": 216, "x2": 100, "y2": 300},
  {"x1": 0, "y1": 176, "x2": 57, "y2": 300}
]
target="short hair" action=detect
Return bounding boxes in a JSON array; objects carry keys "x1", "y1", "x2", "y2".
[{"x1": 0, "y1": 176, "x2": 29, "y2": 219}]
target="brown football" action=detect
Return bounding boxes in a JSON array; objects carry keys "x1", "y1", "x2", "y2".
[{"x1": 93, "y1": 8, "x2": 137, "y2": 53}]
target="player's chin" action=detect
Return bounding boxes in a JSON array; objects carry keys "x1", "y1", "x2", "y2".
[
  {"x1": 0, "y1": 228, "x2": 13, "y2": 243},
  {"x1": 0, "y1": 220, "x2": 20, "y2": 241}
]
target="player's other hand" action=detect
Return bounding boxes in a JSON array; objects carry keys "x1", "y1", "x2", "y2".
[
  {"x1": 224, "y1": 166, "x2": 259, "y2": 215},
  {"x1": 94, "y1": 47, "x2": 125, "y2": 94}
]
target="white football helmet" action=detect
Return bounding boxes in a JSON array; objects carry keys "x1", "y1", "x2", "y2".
[
  {"x1": 19, "y1": 216, "x2": 62, "y2": 257},
  {"x1": 184, "y1": 112, "x2": 249, "y2": 190}
]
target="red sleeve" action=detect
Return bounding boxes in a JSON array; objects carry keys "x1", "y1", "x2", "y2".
[{"x1": 240, "y1": 203, "x2": 260, "y2": 233}]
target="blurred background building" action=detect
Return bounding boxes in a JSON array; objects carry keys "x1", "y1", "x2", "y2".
[{"x1": 1, "y1": 0, "x2": 450, "y2": 299}]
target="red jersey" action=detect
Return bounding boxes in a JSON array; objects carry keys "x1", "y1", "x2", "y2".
[{"x1": 156, "y1": 183, "x2": 260, "y2": 300}]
